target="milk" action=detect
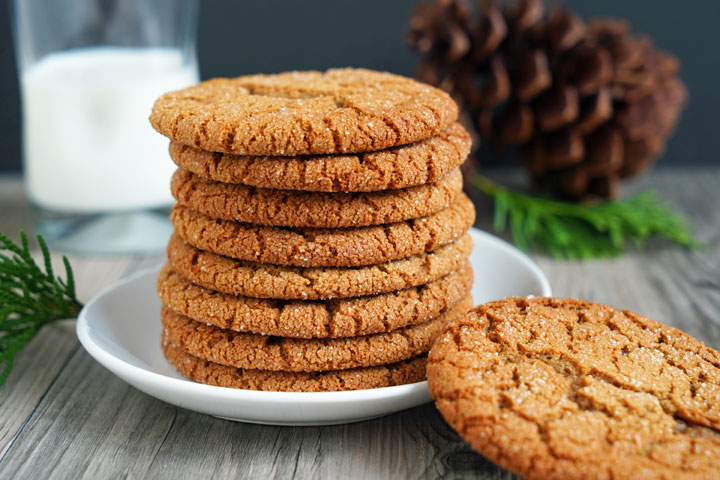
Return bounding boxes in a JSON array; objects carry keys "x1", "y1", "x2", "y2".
[{"x1": 21, "y1": 47, "x2": 199, "y2": 212}]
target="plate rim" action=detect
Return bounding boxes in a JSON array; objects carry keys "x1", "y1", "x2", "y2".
[{"x1": 76, "y1": 227, "x2": 552, "y2": 405}]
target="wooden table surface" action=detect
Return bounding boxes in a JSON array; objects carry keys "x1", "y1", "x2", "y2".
[{"x1": 0, "y1": 168, "x2": 718, "y2": 479}]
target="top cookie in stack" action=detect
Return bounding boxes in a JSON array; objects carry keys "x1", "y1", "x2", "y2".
[{"x1": 150, "y1": 68, "x2": 476, "y2": 392}]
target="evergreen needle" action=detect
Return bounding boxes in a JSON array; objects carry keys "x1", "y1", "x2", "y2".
[
  {"x1": 0, "y1": 231, "x2": 82, "y2": 387},
  {"x1": 471, "y1": 174, "x2": 699, "y2": 259}
]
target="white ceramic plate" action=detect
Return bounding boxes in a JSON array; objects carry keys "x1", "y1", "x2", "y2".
[{"x1": 77, "y1": 228, "x2": 551, "y2": 426}]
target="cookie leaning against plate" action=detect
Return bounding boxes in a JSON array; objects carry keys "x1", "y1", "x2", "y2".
[
  {"x1": 162, "y1": 297, "x2": 471, "y2": 372},
  {"x1": 168, "y1": 122, "x2": 470, "y2": 192},
  {"x1": 170, "y1": 194, "x2": 474, "y2": 267},
  {"x1": 427, "y1": 297, "x2": 720, "y2": 480},
  {"x1": 162, "y1": 335, "x2": 428, "y2": 392},
  {"x1": 167, "y1": 233, "x2": 472, "y2": 300},
  {"x1": 171, "y1": 167, "x2": 463, "y2": 228},
  {"x1": 150, "y1": 68, "x2": 458, "y2": 156},
  {"x1": 157, "y1": 262, "x2": 472, "y2": 338}
]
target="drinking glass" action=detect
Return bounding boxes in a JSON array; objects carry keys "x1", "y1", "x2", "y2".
[{"x1": 11, "y1": 0, "x2": 199, "y2": 253}]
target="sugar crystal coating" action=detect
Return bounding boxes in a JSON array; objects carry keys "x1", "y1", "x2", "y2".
[
  {"x1": 157, "y1": 262, "x2": 472, "y2": 338},
  {"x1": 170, "y1": 194, "x2": 474, "y2": 267},
  {"x1": 162, "y1": 296, "x2": 472, "y2": 372},
  {"x1": 150, "y1": 68, "x2": 459, "y2": 156},
  {"x1": 167, "y1": 122, "x2": 470, "y2": 192},
  {"x1": 170, "y1": 167, "x2": 464, "y2": 228},
  {"x1": 162, "y1": 335, "x2": 429, "y2": 392},
  {"x1": 428, "y1": 297, "x2": 720, "y2": 480},
  {"x1": 166, "y1": 233, "x2": 473, "y2": 300}
]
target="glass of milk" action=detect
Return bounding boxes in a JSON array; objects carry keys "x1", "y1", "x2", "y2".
[{"x1": 11, "y1": 0, "x2": 199, "y2": 253}]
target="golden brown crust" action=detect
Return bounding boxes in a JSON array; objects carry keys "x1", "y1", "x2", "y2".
[
  {"x1": 156, "y1": 262, "x2": 473, "y2": 338},
  {"x1": 171, "y1": 167, "x2": 463, "y2": 228},
  {"x1": 167, "y1": 123, "x2": 470, "y2": 192},
  {"x1": 150, "y1": 68, "x2": 458, "y2": 156},
  {"x1": 427, "y1": 297, "x2": 720, "y2": 480},
  {"x1": 162, "y1": 296, "x2": 471, "y2": 372},
  {"x1": 170, "y1": 194, "x2": 474, "y2": 267},
  {"x1": 166, "y1": 232, "x2": 472, "y2": 300},
  {"x1": 162, "y1": 335, "x2": 428, "y2": 392}
]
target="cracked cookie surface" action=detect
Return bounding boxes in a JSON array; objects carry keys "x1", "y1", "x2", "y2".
[
  {"x1": 162, "y1": 334, "x2": 428, "y2": 392},
  {"x1": 167, "y1": 232, "x2": 472, "y2": 300},
  {"x1": 157, "y1": 262, "x2": 472, "y2": 338},
  {"x1": 170, "y1": 194, "x2": 474, "y2": 267},
  {"x1": 150, "y1": 68, "x2": 458, "y2": 156},
  {"x1": 167, "y1": 123, "x2": 470, "y2": 192},
  {"x1": 427, "y1": 297, "x2": 720, "y2": 480},
  {"x1": 171, "y1": 167, "x2": 463, "y2": 228},
  {"x1": 162, "y1": 296, "x2": 471, "y2": 372}
]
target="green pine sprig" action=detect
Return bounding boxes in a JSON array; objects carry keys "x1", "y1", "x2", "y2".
[
  {"x1": 471, "y1": 174, "x2": 699, "y2": 259},
  {"x1": 0, "y1": 232, "x2": 82, "y2": 387}
]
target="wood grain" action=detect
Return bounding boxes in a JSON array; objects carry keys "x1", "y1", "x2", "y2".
[
  {"x1": 0, "y1": 168, "x2": 718, "y2": 479},
  {"x1": 0, "y1": 243, "x2": 141, "y2": 461}
]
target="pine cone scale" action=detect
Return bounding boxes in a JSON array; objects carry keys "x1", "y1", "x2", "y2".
[
  {"x1": 576, "y1": 87, "x2": 613, "y2": 134},
  {"x1": 536, "y1": 84, "x2": 579, "y2": 132},
  {"x1": 514, "y1": 50, "x2": 552, "y2": 101}
]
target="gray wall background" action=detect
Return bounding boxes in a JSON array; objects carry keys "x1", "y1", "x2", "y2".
[{"x1": 1, "y1": 0, "x2": 718, "y2": 171}]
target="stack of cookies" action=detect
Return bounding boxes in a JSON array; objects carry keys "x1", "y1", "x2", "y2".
[{"x1": 150, "y1": 68, "x2": 476, "y2": 392}]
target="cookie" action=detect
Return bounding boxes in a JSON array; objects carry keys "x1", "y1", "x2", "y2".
[
  {"x1": 171, "y1": 167, "x2": 463, "y2": 228},
  {"x1": 167, "y1": 232, "x2": 472, "y2": 300},
  {"x1": 162, "y1": 335, "x2": 427, "y2": 392},
  {"x1": 170, "y1": 194, "x2": 474, "y2": 267},
  {"x1": 157, "y1": 262, "x2": 473, "y2": 338},
  {"x1": 161, "y1": 296, "x2": 471, "y2": 372},
  {"x1": 427, "y1": 297, "x2": 720, "y2": 480},
  {"x1": 150, "y1": 68, "x2": 458, "y2": 156},
  {"x1": 167, "y1": 123, "x2": 470, "y2": 192}
]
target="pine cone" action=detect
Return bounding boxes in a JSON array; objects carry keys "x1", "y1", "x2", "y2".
[{"x1": 407, "y1": 0, "x2": 687, "y2": 200}]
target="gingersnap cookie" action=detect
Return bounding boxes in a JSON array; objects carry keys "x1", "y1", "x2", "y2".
[
  {"x1": 167, "y1": 123, "x2": 470, "y2": 192},
  {"x1": 162, "y1": 295, "x2": 471, "y2": 372},
  {"x1": 427, "y1": 297, "x2": 720, "y2": 480},
  {"x1": 157, "y1": 262, "x2": 472, "y2": 338},
  {"x1": 167, "y1": 232, "x2": 472, "y2": 300},
  {"x1": 171, "y1": 194, "x2": 474, "y2": 267},
  {"x1": 150, "y1": 68, "x2": 458, "y2": 156},
  {"x1": 162, "y1": 334, "x2": 427, "y2": 392},
  {"x1": 171, "y1": 167, "x2": 463, "y2": 228}
]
